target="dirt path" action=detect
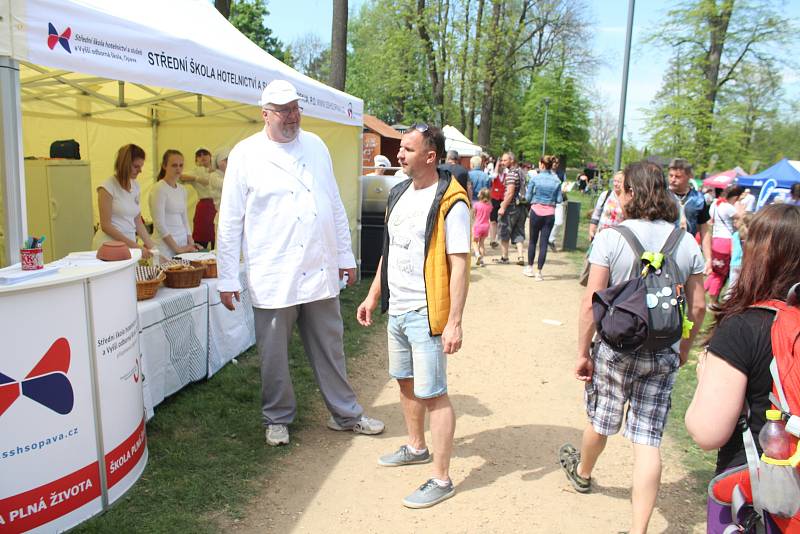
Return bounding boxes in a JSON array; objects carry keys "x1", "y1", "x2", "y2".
[{"x1": 224, "y1": 246, "x2": 706, "y2": 533}]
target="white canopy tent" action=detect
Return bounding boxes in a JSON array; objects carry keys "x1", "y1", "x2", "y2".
[
  {"x1": 443, "y1": 125, "x2": 483, "y2": 158},
  {"x1": 0, "y1": 0, "x2": 364, "y2": 266}
]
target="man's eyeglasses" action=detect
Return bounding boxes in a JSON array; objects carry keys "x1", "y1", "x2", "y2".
[{"x1": 264, "y1": 106, "x2": 303, "y2": 118}]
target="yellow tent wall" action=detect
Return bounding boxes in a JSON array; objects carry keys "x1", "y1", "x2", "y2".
[{"x1": 14, "y1": 89, "x2": 361, "y2": 263}]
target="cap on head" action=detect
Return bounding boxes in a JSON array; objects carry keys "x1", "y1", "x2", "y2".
[
  {"x1": 260, "y1": 80, "x2": 301, "y2": 107},
  {"x1": 374, "y1": 155, "x2": 391, "y2": 168},
  {"x1": 195, "y1": 147, "x2": 211, "y2": 158}
]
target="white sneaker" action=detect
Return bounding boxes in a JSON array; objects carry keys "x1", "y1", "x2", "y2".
[
  {"x1": 535, "y1": 272, "x2": 544, "y2": 281},
  {"x1": 522, "y1": 266, "x2": 535, "y2": 277},
  {"x1": 265, "y1": 424, "x2": 289, "y2": 446},
  {"x1": 327, "y1": 415, "x2": 385, "y2": 435}
]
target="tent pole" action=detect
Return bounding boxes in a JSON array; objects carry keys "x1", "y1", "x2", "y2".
[
  {"x1": 0, "y1": 56, "x2": 26, "y2": 267},
  {"x1": 151, "y1": 107, "x2": 159, "y2": 180}
]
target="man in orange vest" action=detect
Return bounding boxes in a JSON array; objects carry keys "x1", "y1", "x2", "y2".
[{"x1": 356, "y1": 124, "x2": 471, "y2": 509}]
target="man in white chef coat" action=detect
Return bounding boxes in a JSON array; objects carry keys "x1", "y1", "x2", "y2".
[{"x1": 216, "y1": 79, "x2": 384, "y2": 446}]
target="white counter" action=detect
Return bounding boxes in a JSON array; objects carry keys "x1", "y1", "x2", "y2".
[{"x1": 0, "y1": 253, "x2": 148, "y2": 533}]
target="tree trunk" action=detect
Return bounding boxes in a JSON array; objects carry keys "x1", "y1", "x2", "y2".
[
  {"x1": 329, "y1": 0, "x2": 348, "y2": 91},
  {"x1": 466, "y1": 0, "x2": 485, "y2": 141},
  {"x1": 458, "y1": 0, "x2": 472, "y2": 133},
  {"x1": 477, "y1": 0, "x2": 502, "y2": 147},
  {"x1": 215, "y1": 0, "x2": 231, "y2": 19},
  {"x1": 416, "y1": 0, "x2": 445, "y2": 125}
]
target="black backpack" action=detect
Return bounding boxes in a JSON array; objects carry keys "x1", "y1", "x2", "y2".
[{"x1": 592, "y1": 226, "x2": 687, "y2": 353}]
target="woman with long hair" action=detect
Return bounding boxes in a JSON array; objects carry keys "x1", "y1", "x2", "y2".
[
  {"x1": 561, "y1": 161, "x2": 707, "y2": 534},
  {"x1": 523, "y1": 154, "x2": 563, "y2": 280},
  {"x1": 149, "y1": 149, "x2": 198, "y2": 259},
  {"x1": 686, "y1": 203, "x2": 800, "y2": 533},
  {"x1": 92, "y1": 144, "x2": 155, "y2": 258}
]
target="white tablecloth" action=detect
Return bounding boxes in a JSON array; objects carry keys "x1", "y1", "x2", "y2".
[{"x1": 136, "y1": 266, "x2": 255, "y2": 420}]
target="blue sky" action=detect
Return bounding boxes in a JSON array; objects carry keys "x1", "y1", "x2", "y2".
[{"x1": 264, "y1": 0, "x2": 799, "y2": 145}]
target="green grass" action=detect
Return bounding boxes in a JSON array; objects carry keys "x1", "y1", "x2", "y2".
[
  {"x1": 664, "y1": 316, "x2": 717, "y2": 497},
  {"x1": 74, "y1": 281, "x2": 385, "y2": 533}
]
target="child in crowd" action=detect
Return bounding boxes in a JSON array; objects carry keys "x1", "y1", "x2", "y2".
[
  {"x1": 724, "y1": 212, "x2": 751, "y2": 300},
  {"x1": 472, "y1": 188, "x2": 492, "y2": 266}
]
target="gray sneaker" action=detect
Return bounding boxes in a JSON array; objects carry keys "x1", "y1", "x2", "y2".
[
  {"x1": 326, "y1": 415, "x2": 385, "y2": 435},
  {"x1": 402, "y1": 478, "x2": 455, "y2": 508},
  {"x1": 378, "y1": 445, "x2": 432, "y2": 467},
  {"x1": 265, "y1": 424, "x2": 289, "y2": 446}
]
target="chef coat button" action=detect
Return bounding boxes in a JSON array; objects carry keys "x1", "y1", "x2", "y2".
[{"x1": 302, "y1": 272, "x2": 306, "y2": 276}]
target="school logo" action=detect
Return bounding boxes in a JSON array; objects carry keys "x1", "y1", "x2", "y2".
[
  {"x1": 47, "y1": 23, "x2": 72, "y2": 53},
  {"x1": 0, "y1": 338, "x2": 74, "y2": 416}
]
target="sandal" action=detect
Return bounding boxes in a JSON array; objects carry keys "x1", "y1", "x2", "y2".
[{"x1": 558, "y1": 443, "x2": 591, "y2": 493}]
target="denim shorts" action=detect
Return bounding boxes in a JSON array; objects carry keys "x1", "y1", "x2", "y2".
[{"x1": 387, "y1": 308, "x2": 447, "y2": 399}]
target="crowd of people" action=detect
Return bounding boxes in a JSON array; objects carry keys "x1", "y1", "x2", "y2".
[
  {"x1": 90, "y1": 78, "x2": 799, "y2": 529},
  {"x1": 92, "y1": 144, "x2": 229, "y2": 260}
]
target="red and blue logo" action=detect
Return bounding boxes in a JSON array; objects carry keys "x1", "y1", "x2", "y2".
[
  {"x1": 0, "y1": 338, "x2": 74, "y2": 416},
  {"x1": 47, "y1": 23, "x2": 72, "y2": 53}
]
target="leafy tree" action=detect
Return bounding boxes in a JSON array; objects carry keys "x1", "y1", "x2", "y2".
[
  {"x1": 645, "y1": 0, "x2": 790, "y2": 170},
  {"x1": 228, "y1": 0, "x2": 286, "y2": 62},
  {"x1": 515, "y1": 69, "x2": 591, "y2": 165}
]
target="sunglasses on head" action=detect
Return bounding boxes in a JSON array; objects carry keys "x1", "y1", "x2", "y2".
[{"x1": 410, "y1": 122, "x2": 430, "y2": 133}]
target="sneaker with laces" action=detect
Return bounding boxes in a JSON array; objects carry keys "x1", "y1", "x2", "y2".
[
  {"x1": 378, "y1": 445, "x2": 432, "y2": 467},
  {"x1": 265, "y1": 424, "x2": 289, "y2": 446},
  {"x1": 492, "y1": 256, "x2": 510, "y2": 264},
  {"x1": 327, "y1": 415, "x2": 385, "y2": 435},
  {"x1": 402, "y1": 478, "x2": 455, "y2": 508},
  {"x1": 522, "y1": 266, "x2": 534, "y2": 277},
  {"x1": 559, "y1": 443, "x2": 591, "y2": 493}
]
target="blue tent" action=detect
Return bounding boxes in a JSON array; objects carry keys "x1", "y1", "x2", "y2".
[{"x1": 736, "y1": 158, "x2": 800, "y2": 189}]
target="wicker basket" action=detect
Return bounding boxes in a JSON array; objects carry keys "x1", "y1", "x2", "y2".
[
  {"x1": 163, "y1": 264, "x2": 205, "y2": 288},
  {"x1": 190, "y1": 260, "x2": 217, "y2": 278},
  {"x1": 136, "y1": 272, "x2": 165, "y2": 301}
]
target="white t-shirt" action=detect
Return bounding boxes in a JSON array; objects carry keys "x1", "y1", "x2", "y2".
[
  {"x1": 92, "y1": 176, "x2": 141, "y2": 248},
  {"x1": 387, "y1": 182, "x2": 471, "y2": 315},
  {"x1": 710, "y1": 201, "x2": 737, "y2": 239},
  {"x1": 589, "y1": 219, "x2": 705, "y2": 287},
  {"x1": 149, "y1": 180, "x2": 191, "y2": 258}
]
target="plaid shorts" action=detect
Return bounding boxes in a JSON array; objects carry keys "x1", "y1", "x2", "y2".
[{"x1": 584, "y1": 341, "x2": 680, "y2": 447}]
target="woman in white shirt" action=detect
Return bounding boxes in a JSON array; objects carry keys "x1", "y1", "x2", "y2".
[
  {"x1": 149, "y1": 149, "x2": 198, "y2": 259},
  {"x1": 704, "y1": 185, "x2": 743, "y2": 303},
  {"x1": 92, "y1": 144, "x2": 156, "y2": 258},
  {"x1": 180, "y1": 147, "x2": 216, "y2": 248}
]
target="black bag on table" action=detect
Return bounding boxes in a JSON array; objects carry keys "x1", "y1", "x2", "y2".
[{"x1": 50, "y1": 139, "x2": 81, "y2": 159}]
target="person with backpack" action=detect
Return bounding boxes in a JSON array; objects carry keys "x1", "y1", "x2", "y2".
[
  {"x1": 685, "y1": 203, "x2": 800, "y2": 534},
  {"x1": 560, "y1": 161, "x2": 707, "y2": 534}
]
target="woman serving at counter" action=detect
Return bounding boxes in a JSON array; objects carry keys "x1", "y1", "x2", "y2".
[
  {"x1": 92, "y1": 144, "x2": 155, "y2": 258},
  {"x1": 149, "y1": 149, "x2": 199, "y2": 259}
]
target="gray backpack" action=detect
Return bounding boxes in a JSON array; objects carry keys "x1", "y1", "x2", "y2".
[{"x1": 592, "y1": 226, "x2": 687, "y2": 353}]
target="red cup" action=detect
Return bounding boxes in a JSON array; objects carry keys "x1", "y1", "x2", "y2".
[{"x1": 20, "y1": 248, "x2": 44, "y2": 270}]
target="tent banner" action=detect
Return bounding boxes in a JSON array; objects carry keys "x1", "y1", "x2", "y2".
[{"x1": 9, "y1": 0, "x2": 363, "y2": 127}]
